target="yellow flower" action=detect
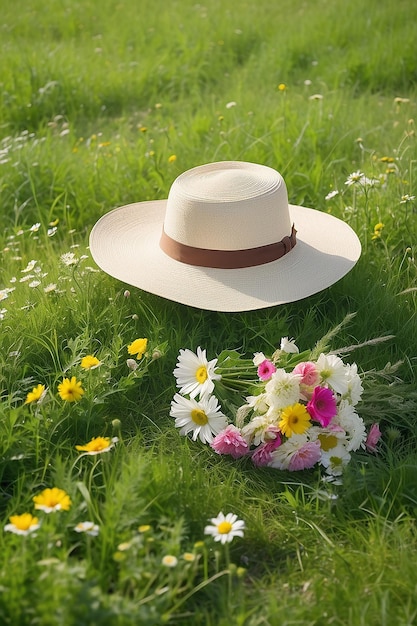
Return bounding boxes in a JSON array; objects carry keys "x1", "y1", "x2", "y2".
[
  {"x1": 58, "y1": 376, "x2": 84, "y2": 402},
  {"x1": 80, "y1": 355, "x2": 101, "y2": 369},
  {"x1": 4, "y1": 512, "x2": 40, "y2": 535},
  {"x1": 127, "y1": 338, "x2": 148, "y2": 359},
  {"x1": 24, "y1": 383, "x2": 46, "y2": 405},
  {"x1": 75, "y1": 436, "x2": 115, "y2": 455},
  {"x1": 371, "y1": 222, "x2": 384, "y2": 240},
  {"x1": 33, "y1": 487, "x2": 72, "y2": 513},
  {"x1": 138, "y1": 524, "x2": 152, "y2": 533},
  {"x1": 278, "y1": 83, "x2": 287, "y2": 91},
  {"x1": 168, "y1": 154, "x2": 177, "y2": 163},
  {"x1": 278, "y1": 403, "x2": 311, "y2": 437}
]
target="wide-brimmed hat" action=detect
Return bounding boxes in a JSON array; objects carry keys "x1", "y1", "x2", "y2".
[{"x1": 89, "y1": 161, "x2": 361, "y2": 312}]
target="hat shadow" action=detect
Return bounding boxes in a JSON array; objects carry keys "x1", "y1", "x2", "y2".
[{"x1": 199, "y1": 240, "x2": 356, "y2": 306}]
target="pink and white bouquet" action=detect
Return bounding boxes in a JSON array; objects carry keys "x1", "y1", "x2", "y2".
[{"x1": 170, "y1": 336, "x2": 382, "y2": 478}]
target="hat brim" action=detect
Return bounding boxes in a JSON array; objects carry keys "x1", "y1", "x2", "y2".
[{"x1": 89, "y1": 200, "x2": 361, "y2": 312}]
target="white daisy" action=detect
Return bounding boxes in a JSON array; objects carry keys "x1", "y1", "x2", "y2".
[
  {"x1": 74, "y1": 521, "x2": 100, "y2": 536},
  {"x1": 264, "y1": 368, "x2": 301, "y2": 409},
  {"x1": 0, "y1": 287, "x2": 15, "y2": 301},
  {"x1": 170, "y1": 393, "x2": 227, "y2": 444},
  {"x1": 173, "y1": 347, "x2": 221, "y2": 399},
  {"x1": 60, "y1": 252, "x2": 78, "y2": 266},
  {"x1": 341, "y1": 362, "x2": 364, "y2": 406},
  {"x1": 344, "y1": 171, "x2": 365, "y2": 186},
  {"x1": 162, "y1": 555, "x2": 178, "y2": 568},
  {"x1": 21, "y1": 259, "x2": 37, "y2": 273},
  {"x1": 241, "y1": 413, "x2": 278, "y2": 446},
  {"x1": 43, "y1": 283, "x2": 58, "y2": 294},
  {"x1": 204, "y1": 512, "x2": 245, "y2": 544},
  {"x1": 268, "y1": 434, "x2": 308, "y2": 470},
  {"x1": 335, "y1": 401, "x2": 366, "y2": 451},
  {"x1": 246, "y1": 392, "x2": 269, "y2": 414},
  {"x1": 320, "y1": 442, "x2": 351, "y2": 476},
  {"x1": 316, "y1": 353, "x2": 349, "y2": 395},
  {"x1": 19, "y1": 274, "x2": 35, "y2": 283},
  {"x1": 325, "y1": 190, "x2": 339, "y2": 201}
]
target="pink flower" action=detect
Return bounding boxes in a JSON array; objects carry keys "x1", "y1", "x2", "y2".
[
  {"x1": 306, "y1": 386, "x2": 337, "y2": 427},
  {"x1": 287, "y1": 440, "x2": 322, "y2": 471},
  {"x1": 293, "y1": 361, "x2": 319, "y2": 387},
  {"x1": 211, "y1": 425, "x2": 249, "y2": 459},
  {"x1": 365, "y1": 423, "x2": 382, "y2": 452},
  {"x1": 251, "y1": 435, "x2": 282, "y2": 467},
  {"x1": 257, "y1": 359, "x2": 277, "y2": 381}
]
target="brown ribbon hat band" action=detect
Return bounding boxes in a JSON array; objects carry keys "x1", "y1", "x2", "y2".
[{"x1": 160, "y1": 224, "x2": 297, "y2": 269}]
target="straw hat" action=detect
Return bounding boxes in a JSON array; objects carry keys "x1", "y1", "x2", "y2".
[{"x1": 89, "y1": 161, "x2": 361, "y2": 312}]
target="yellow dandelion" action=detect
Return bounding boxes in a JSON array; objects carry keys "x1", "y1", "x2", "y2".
[
  {"x1": 24, "y1": 383, "x2": 46, "y2": 405},
  {"x1": 168, "y1": 154, "x2": 177, "y2": 163},
  {"x1": 278, "y1": 403, "x2": 311, "y2": 437},
  {"x1": 278, "y1": 83, "x2": 287, "y2": 91},
  {"x1": 75, "y1": 436, "x2": 115, "y2": 455},
  {"x1": 58, "y1": 376, "x2": 84, "y2": 402},
  {"x1": 80, "y1": 355, "x2": 101, "y2": 370},
  {"x1": 33, "y1": 487, "x2": 72, "y2": 513},
  {"x1": 127, "y1": 338, "x2": 148, "y2": 359}
]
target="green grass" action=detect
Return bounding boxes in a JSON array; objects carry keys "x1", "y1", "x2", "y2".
[{"x1": 1, "y1": 0, "x2": 417, "y2": 623}]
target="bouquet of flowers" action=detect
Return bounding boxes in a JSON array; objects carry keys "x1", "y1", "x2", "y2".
[{"x1": 170, "y1": 329, "x2": 382, "y2": 478}]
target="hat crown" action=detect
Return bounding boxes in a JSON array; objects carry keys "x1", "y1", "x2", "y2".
[{"x1": 163, "y1": 161, "x2": 292, "y2": 250}]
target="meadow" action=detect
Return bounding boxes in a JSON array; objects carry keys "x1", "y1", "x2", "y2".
[{"x1": 1, "y1": 0, "x2": 417, "y2": 623}]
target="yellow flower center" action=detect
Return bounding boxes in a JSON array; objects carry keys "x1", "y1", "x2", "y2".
[
  {"x1": 191, "y1": 409, "x2": 208, "y2": 426},
  {"x1": 217, "y1": 521, "x2": 233, "y2": 534},
  {"x1": 318, "y1": 434, "x2": 339, "y2": 451},
  {"x1": 195, "y1": 366, "x2": 208, "y2": 384},
  {"x1": 330, "y1": 456, "x2": 343, "y2": 467}
]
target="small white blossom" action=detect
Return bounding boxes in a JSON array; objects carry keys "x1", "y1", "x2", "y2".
[
  {"x1": 280, "y1": 337, "x2": 299, "y2": 354},
  {"x1": 325, "y1": 190, "x2": 339, "y2": 201},
  {"x1": 74, "y1": 521, "x2": 100, "y2": 536},
  {"x1": 21, "y1": 259, "x2": 37, "y2": 273},
  {"x1": 265, "y1": 369, "x2": 301, "y2": 409},
  {"x1": 60, "y1": 252, "x2": 78, "y2": 266}
]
